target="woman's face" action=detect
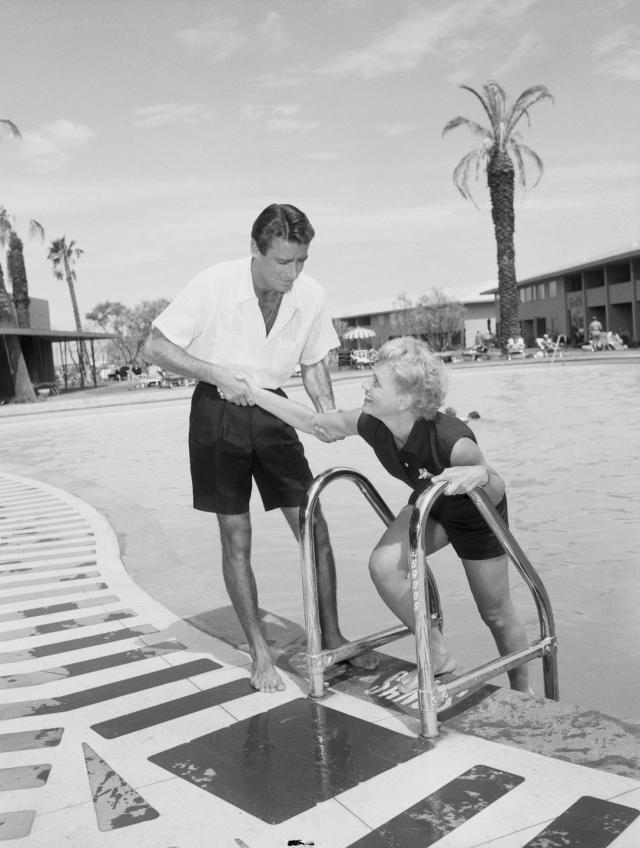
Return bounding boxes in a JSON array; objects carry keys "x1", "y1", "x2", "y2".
[{"x1": 362, "y1": 362, "x2": 408, "y2": 418}]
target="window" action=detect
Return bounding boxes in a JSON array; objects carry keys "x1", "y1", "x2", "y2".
[
  {"x1": 537, "y1": 283, "x2": 545, "y2": 300},
  {"x1": 549, "y1": 279, "x2": 557, "y2": 297}
]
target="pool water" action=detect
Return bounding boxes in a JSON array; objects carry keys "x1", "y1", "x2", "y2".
[{"x1": 1, "y1": 359, "x2": 638, "y2": 720}]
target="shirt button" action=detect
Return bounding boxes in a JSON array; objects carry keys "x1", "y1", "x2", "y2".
[{"x1": 404, "y1": 462, "x2": 409, "y2": 467}]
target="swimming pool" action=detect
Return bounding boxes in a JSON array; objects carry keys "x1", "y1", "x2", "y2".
[{"x1": 1, "y1": 358, "x2": 638, "y2": 721}]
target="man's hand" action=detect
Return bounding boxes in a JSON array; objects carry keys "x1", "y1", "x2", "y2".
[
  {"x1": 311, "y1": 412, "x2": 345, "y2": 442},
  {"x1": 218, "y1": 373, "x2": 255, "y2": 406}
]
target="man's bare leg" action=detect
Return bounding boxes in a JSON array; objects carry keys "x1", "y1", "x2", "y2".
[
  {"x1": 281, "y1": 506, "x2": 379, "y2": 670},
  {"x1": 217, "y1": 513, "x2": 285, "y2": 693}
]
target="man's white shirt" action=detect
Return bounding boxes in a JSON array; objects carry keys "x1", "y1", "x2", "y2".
[{"x1": 153, "y1": 257, "x2": 339, "y2": 389}]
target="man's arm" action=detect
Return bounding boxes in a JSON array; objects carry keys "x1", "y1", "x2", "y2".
[
  {"x1": 300, "y1": 358, "x2": 336, "y2": 413},
  {"x1": 144, "y1": 328, "x2": 252, "y2": 404}
]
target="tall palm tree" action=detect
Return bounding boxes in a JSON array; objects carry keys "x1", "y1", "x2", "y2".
[
  {"x1": 6, "y1": 216, "x2": 45, "y2": 328},
  {"x1": 443, "y1": 80, "x2": 553, "y2": 352},
  {"x1": 0, "y1": 212, "x2": 36, "y2": 402},
  {"x1": 48, "y1": 236, "x2": 86, "y2": 386}
]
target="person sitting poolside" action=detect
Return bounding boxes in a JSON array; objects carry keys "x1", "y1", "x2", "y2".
[
  {"x1": 506, "y1": 335, "x2": 525, "y2": 357},
  {"x1": 238, "y1": 337, "x2": 530, "y2": 695}
]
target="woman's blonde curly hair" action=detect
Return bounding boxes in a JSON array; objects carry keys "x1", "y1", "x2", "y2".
[{"x1": 376, "y1": 337, "x2": 448, "y2": 420}]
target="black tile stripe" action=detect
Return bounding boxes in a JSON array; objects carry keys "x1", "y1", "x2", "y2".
[
  {"x1": 0, "y1": 728, "x2": 64, "y2": 752},
  {"x1": 522, "y1": 795, "x2": 640, "y2": 847},
  {"x1": 0, "y1": 560, "x2": 98, "y2": 577},
  {"x1": 1, "y1": 531, "x2": 94, "y2": 547},
  {"x1": 92, "y1": 674, "x2": 248, "y2": 738},
  {"x1": 0, "y1": 570, "x2": 100, "y2": 590},
  {"x1": 0, "y1": 581, "x2": 108, "y2": 604},
  {"x1": 0, "y1": 810, "x2": 35, "y2": 840},
  {"x1": 1, "y1": 641, "x2": 186, "y2": 689},
  {"x1": 347, "y1": 764, "x2": 525, "y2": 847},
  {"x1": 0, "y1": 624, "x2": 158, "y2": 662},
  {"x1": 0, "y1": 595, "x2": 118, "y2": 622},
  {"x1": 0, "y1": 658, "x2": 220, "y2": 718},
  {"x1": 0, "y1": 765, "x2": 51, "y2": 791},
  {"x1": 0, "y1": 546, "x2": 97, "y2": 565},
  {"x1": 0, "y1": 609, "x2": 134, "y2": 642}
]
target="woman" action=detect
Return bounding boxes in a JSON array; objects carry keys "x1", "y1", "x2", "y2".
[{"x1": 239, "y1": 337, "x2": 529, "y2": 694}]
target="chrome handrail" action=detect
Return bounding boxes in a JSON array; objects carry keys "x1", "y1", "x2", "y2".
[
  {"x1": 299, "y1": 468, "x2": 558, "y2": 739},
  {"x1": 299, "y1": 467, "x2": 442, "y2": 699},
  {"x1": 409, "y1": 484, "x2": 558, "y2": 737}
]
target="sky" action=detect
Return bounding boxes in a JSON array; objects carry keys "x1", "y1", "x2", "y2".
[{"x1": 1, "y1": 0, "x2": 639, "y2": 330}]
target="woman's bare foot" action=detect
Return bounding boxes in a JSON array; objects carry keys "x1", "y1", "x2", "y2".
[
  {"x1": 398, "y1": 655, "x2": 456, "y2": 693},
  {"x1": 250, "y1": 659, "x2": 286, "y2": 693},
  {"x1": 325, "y1": 637, "x2": 381, "y2": 672}
]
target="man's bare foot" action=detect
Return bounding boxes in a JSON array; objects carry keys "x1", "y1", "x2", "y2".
[
  {"x1": 398, "y1": 655, "x2": 456, "y2": 694},
  {"x1": 250, "y1": 660, "x2": 286, "y2": 693}
]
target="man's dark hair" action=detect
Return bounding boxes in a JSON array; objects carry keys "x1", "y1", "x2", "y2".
[{"x1": 251, "y1": 203, "x2": 315, "y2": 254}]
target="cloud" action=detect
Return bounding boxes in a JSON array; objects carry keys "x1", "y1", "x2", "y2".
[
  {"x1": 304, "y1": 152, "x2": 339, "y2": 160},
  {"x1": 256, "y1": 11, "x2": 286, "y2": 53},
  {"x1": 593, "y1": 28, "x2": 640, "y2": 82},
  {"x1": 378, "y1": 123, "x2": 412, "y2": 136},
  {"x1": 177, "y1": 18, "x2": 246, "y2": 61},
  {"x1": 241, "y1": 103, "x2": 319, "y2": 132},
  {"x1": 491, "y1": 31, "x2": 543, "y2": 79},
  {"x1": 19, "y1": 119, "x2": 94, "y2": 173},
  {"x1": 131, "y1": 102, "x2": 211, "y2": 129},
  {"x1": 314, "y1": 0, "x2": 544, "y2": 80}
]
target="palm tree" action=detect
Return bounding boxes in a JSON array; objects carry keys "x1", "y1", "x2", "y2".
[
  {"x1": 0, "y1": 212, "x2": 36, "y2": 402},
  {"x1": 0, "y1": 118, "x2": 20, "y2": 140},
  {"x1": 6, "y1": 215, "x2": 45, "y2": 328},
  {"x1": 443, "y1": 80, "x2": 553, "y2": 352},
  {"x1": 48, "y1": 236, "x2": 87, "y2": 386}
]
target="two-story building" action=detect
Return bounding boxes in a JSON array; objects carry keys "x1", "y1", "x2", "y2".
[{"x1": 481, "y1": 245, "x2": 640, "y2": 347}]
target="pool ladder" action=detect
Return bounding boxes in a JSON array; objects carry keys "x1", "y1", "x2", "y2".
[{"x1": 298, "y1": 467, "x2": 559, "y2": 738}]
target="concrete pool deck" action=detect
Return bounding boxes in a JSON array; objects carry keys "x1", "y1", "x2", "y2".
[{"x1": 1, "y1": 351, "x2": 639, "y2": 845}]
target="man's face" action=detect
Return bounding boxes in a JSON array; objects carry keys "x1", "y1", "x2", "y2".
[{"x1": 251, "y1": 237, "x2": 309, "y2": 294}]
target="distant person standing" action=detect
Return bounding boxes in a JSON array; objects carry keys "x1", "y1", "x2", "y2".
[
  {"x1": 144, "y1": 203, "x2": 373, "y2": 692},
  {"x1": 588, "y1": 316, "x2": 603, "y2": 350}
]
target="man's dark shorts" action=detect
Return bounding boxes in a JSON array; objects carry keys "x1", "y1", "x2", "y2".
[
  {"x1": 189, "y1": 382, "x2": 314, "y2": 514},
  {"x1": 410, "y1": 488, "x2": 509, "y2": 561}
]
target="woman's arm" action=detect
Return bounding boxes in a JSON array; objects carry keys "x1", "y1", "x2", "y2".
[
  {"x1": 431, "y1": 436, "x2": 506, "y2": 504},
  {"x1": 238, "y1": 376, "x2": 360, "y2": 439}
]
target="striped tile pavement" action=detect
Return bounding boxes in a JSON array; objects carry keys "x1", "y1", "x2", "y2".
[{"x1": 0, "y1": 470, "x2": 639, "y2": 847}]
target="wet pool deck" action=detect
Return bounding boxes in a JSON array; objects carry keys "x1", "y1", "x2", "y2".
[{"x1": 1, "y1": 354, "x2": 640, "y2": 846}]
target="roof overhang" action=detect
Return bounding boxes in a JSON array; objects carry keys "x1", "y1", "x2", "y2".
[{"x1": 0, "y1": 327, "x2": 116, "y2": 342}]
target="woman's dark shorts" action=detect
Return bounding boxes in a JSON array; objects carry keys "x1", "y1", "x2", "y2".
[
  {"x1": 409, "y1": 488, "x2": 509, "y2": 561},
  {"x1": 189, "y1": 382, "x2": 314, "y2": 514}
]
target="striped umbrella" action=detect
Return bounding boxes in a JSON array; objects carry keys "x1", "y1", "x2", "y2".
[{"x1": 342, "y1": 326, "x2": 376, "y2": 349}]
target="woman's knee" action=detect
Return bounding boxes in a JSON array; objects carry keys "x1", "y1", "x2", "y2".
[{"x1": 368, "y1": 546, "x2": 399, "y2": 586}]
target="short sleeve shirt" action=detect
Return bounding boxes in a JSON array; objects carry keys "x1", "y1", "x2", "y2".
[
  {"x1": 357, "y1": 410, "x2": 477, "y2": 499},
  {"x1": 152, "y1": 257, "x2": 339, "y2": 389}
]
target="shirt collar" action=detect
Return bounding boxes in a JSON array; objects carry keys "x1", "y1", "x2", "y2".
[{"x1": 234, "y1": 256, "x2": 300, "y2": 311}]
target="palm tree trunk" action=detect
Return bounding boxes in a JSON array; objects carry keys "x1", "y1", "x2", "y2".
[
  {"x1": 487, "y1": 151, "x2": 520, "y2": 353},
  {"x1": 0, "y1": 266, "x2": 36, "y2": 402},
  {"x1": 62, "y1": 254, "x2": 86, "y2": 387},
  {"x1": 7, "y1": 232, "x2": 30, "y2": 328}
]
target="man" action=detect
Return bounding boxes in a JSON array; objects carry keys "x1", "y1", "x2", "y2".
[
  {"x1": 588, "y1": 316, "x2": 603, "y2": 350},
  {"x1": 145, "y1": 203, "x2": 372, "y2": 692}
]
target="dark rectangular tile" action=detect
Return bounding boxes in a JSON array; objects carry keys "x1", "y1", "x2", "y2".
[
  {"x1": 149, "y1": 698, "x2": 432, "y2": 825},
  {"x1": 522, "y1": 795, "x2": 640, "y2": 847},
  {"x1": 0, "y1": 810, "x2": 35, "y2": 840},
  {"x1": 0, "y1": 728, "x2": 63, "y2": 752},
  {"x1": 0, "y1": 641, "x2": 185, "y2": 689},
  {"x1": 0, "y1": 582, "x2": 107, "y2": 605},
  {"x1": 0, "y1": 624, "x2": 158, "y2": 663},
  {"x1": 0, "y1": 610, "x2": 133, "y2": 641},
  {"x1": 0, "y1": 594, "x2": 118, "y2": 622},
  {"x1": 0, "y1": 764, "x2": 51, "y2": 790},
  {"x1": 0, "y1": 658, "x2": 221, "y2": 718},
  {"x1": 0, "y1": 560, "x2": 97, "y2": 578},
  {"x1": 92, "y1": 674, "x2": 247, "y2": 738},
  {"x1": 0, "y1": 570, "x2": 99, "y2": 590},
  {"x1": 347, "y1": 764, "x2": 524, "y2": 847}
]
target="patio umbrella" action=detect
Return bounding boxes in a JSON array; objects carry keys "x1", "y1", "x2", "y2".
[{"x1": 342, "y1": 326, "x2": 376, "y2": 349}]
